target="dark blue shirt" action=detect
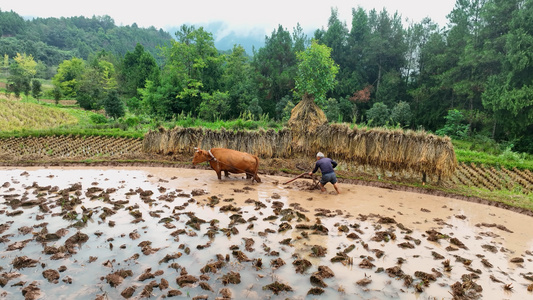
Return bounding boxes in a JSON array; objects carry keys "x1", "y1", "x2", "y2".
[{"x1": 312, "y1": 157, "x2": 337, "y2": 175}]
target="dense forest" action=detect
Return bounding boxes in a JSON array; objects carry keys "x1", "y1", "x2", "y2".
[{"x1": 1, "y1": 0, "x2": 533, "y2": 153}]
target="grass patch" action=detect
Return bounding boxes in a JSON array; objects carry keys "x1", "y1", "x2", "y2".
[
  {"x1": 445, "y1": 184, "x2": 533, "y2": 212},
  {"x1": 454, "y1": 141, "x2": 533, "y2": 171}
]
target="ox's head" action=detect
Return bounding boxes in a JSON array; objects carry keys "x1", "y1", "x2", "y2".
[{"x1": 192, "y1": 148, "x2": 209, "y2": 165}]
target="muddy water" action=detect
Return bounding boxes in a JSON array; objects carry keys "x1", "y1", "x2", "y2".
[{"x1": 1, "y1": 166, "x2": 532, "y2": 299}]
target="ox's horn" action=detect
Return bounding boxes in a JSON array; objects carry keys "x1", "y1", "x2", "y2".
[{"x1": 194, "y1": 147, "x2": 199, "y2": 152}]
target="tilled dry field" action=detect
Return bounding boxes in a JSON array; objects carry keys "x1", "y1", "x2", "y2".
[
  {"x1": 1, "y1": 167, "x2": 532, "y2": 299},
  {"x1": 0, "y1": 136, "x2": 143, "y2": 159}
]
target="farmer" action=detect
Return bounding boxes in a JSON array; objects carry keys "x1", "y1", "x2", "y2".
[{"x1": 308, "y1": 152, "x2": 340, "y2": 194}]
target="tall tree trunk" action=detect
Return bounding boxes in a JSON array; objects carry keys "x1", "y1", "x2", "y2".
[{"x1": 376, "y1": 59, "x2": 382, "y2": 98}]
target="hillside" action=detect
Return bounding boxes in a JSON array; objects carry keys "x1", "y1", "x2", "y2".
[{"x1": 0, "y1": 10, "x2": 172, "y2": 68}]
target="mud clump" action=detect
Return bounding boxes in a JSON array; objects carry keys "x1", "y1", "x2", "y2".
[
  {"x1": 21, "y1": 281, "x2": 41, "y2": 300},
  {"x1": 0, "y1": 272, "x2": 21, "y2": 287},
  {"x1": 176, "y1": 275, "x2": 198, "y2": 287},
  {"x1": 356, "y1": 277, "x2": 372, "y2": 286},
  {"x1": 386, "y1": 266, "x2": 404, "y2": 278},
  {"x1": 105, "y1": 269, "x2": 133, "y2": 287},
  {"x1": 221, "y1": 271, "x2": 241, "y2": 285},
  {"x1": 450, "y1": 275, "x2": 483, "y2": 299},
  {"x1": 64, "y1": 231, "x2": 89, "y2": 253},
  {"x1": 42, "y1": 269, "x2": 60, "y2": 283},
  {"x1": 263, "y1": 281, "x2": 293, "y2": 295},
  {"x1": 293, "y1": 258, "x2": 312, "y2": 274},
  {"x1": 121, "y1": 286, "x2": 136, "y2": 298},
  {"x1": 270, "y1": 258, "x2": 286, "y2": 270},
  {"x1": 310, "y1": 245, "x2": 327, "y2": 257},
  {"x1": 12, "y1": 256, "x2": 38, "y2": 269}
]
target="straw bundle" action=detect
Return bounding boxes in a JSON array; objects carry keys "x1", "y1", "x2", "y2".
[{"x1": 143, "y1": 127, "x2": 293, "y2": 158}]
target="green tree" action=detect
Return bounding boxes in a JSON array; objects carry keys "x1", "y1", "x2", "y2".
[
  {"x1": 197, "y1": 91, "x2": 229, "y2": 121},
  {"x1": 52, "y1": 86, "x2": 62, "y2": 105},
  {"x1": 247, "y1": 98, "x2": 263, "y2": 119},
  {"x1": 2, "y1": 54, "x2": 8, "y2": 76},
  {"x1": 104, "y1": 90, "x2": 125, "y2": 119},
  {"x1": 314, "y1": 8, "x2": 351, "y2": 98},
  {"x1": 481, "y1": 0, "x2": 533, "y2": 151},
  {"x1": 346, "y1": 7, "x2": 371, "y2": 89},
  {"x1": 481, "y1": 0, "x2": 533, "y2": 146},
  {"x1": 281, "y1": 99, "x2": 295, "y2": 122},
  {"x1": 324, "y1": 98, "x2": 341, "y2": 122},
  {"x1": 31, "y1": 79, "x2": 42, "y2": 101},
  {"x1": 390, "y1": 101, "x2": 412, "y2": 127},
  {"x1": 438, "y1": 0, "x2": 488, "y2": 132},
  {"x1": 436, "y1": 109, "x2": 470, "y2": 138},
  {"x1": 407, "y1": 21, "x2": 450, "y2": 131},
  {"x1": 7, "y1": 53, "x2": 37, "y2": 99},
  {"x1": 366, "y1": 102, "x2": 390, "y2": 127},
  {"x1": 76, "y1": 54, "x2": 118, "y2": 110},
  {"x1": 121, "y1": 43, "x2": 160, "y2": 98},
  {"x1": 52, "y1": 57, "x2": 85, "y2": 98},
  {"x1": 294, "y1": 39, "x2": 339, "y2": 106},
  {"x1": 76, "y1": 67, "x2": 105, "y2": 110},
  {"x1": 0, "y1": 9, "x2": 26, "y2": 36},
  {"x1": 143, "y1": 25, "x2": 222, "y2": 119},
  {"x1": 366, "y1": 9, "x2": 407, "y2": 100},
  {"x1": 252, "y1": 25, "x2": 298, "y2": 117},
  {"x1": 221, "y1": 45, "x2": 254, "y2": 119}
]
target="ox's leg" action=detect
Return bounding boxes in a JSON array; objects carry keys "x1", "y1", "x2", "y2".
[
  {"x1": 213, "y1": 162, "x2": 222, "y2": 180},
  {"x1": 254, "y1": 174, "x2": 261, "y2": 183},
  {"x1": 224, "y1": 170, "x2": 230, "y2": 177}
]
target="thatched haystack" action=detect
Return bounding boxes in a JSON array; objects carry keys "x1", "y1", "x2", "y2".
[
  {"x1": 287, "y1": 94, "x2": 328, "y2": 152},
  {"x1": 287, "y1": 94, "x2": 327, "y2": 134}
]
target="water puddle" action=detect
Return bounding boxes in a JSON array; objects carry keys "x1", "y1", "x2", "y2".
[{"x1": 1, "y1": 166, "x2": 532, "y2": 299}]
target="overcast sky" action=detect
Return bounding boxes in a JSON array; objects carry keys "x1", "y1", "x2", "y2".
[{"x1": 2, "y1": 0, "x2": 457, "y2": 37}]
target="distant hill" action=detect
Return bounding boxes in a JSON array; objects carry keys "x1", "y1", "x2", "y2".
[
  {"x1": 1, "y1": 9, "x2": 316, "y2": 69},
  {"x1": 0, "y1": 9, "x2": 172, "y2": 69}
]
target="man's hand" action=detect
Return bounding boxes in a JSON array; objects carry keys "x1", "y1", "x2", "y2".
[{"x1": 308, "y1": 172, "x2": 312, "y2": 176}]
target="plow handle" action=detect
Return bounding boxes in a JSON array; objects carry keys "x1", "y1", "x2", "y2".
[{"x1": 283, "y1": 172, "x2": 309, "y2": 185}]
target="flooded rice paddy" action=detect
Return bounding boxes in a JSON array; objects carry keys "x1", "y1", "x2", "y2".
[{"x1": 1, "y1": 166, "x2": 533, "y2": 299}]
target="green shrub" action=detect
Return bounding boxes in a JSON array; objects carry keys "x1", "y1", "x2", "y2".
[
  {"x1": 366, "y1": 102, "x2": 390, "y2": 127},
  {"x1": 436, "y1": 109, "x2": 469, "y2": 139},
  {"x1": 123, "y1": 116, "x2": 140, "y2": 128},
  {"x1": 90, "y1": 114, "x2": 108, "y2": 124}
]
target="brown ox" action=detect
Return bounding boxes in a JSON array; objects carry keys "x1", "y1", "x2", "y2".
[{"x1": 192, "y1": 148, "x2": 261, "y2": 183}]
